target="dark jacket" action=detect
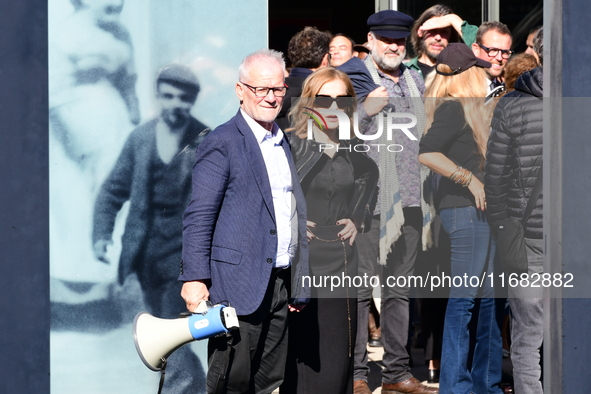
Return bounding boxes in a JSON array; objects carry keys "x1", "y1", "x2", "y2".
[
  {"x1": 336, "y1": 57, "x2": 379, "y2": 97},
  {"x1": 288, "y1": 133, "x2": 379, "y2": 233},
  {"x1": 485, "y1": 67, "x2": 543, "y2": 239},
  {"x1": 276, "y1": 68, "x2": 313, "y2": 131},
  {"x1": 93, "y1": 117, "x2": 209, "y2": 283}
]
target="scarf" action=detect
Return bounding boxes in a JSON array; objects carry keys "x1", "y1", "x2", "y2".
[{"x1": 363, "y1": 56, "x2": 434, "y2": 265}]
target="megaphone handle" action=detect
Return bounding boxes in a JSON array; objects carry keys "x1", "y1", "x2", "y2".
[
  {"x1": 157, "y1": 358, "x2": 167, "y2": 394},
  {"x1": 194, "y1": 300, "x2": 212, "y2": 314}
]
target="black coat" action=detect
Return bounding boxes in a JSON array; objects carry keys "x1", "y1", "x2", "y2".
[
  {"x1": 485, "y1": 67, "x2": 543, "y2": 239},
  {"x1": 289, "y1": 133, "x2": 379, "y2": 233},
  {"x1": 276, "y1": 68, "x2": 313, "y2": 132},
  {"x1": 93, "y1": 117, "x2": 210, "y2": 283}
]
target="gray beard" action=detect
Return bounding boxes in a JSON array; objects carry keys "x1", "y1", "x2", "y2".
[{"x1": 372, "y1": 48, "x2": 405, "y2": 72}]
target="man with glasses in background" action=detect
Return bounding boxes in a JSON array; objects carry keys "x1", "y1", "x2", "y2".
[
  {"x1": 180, "y1": 49, "x2": 309, "y2": 393},
  {"x1": 471, "y1": 21, "x2": 514, "y2": 95}
]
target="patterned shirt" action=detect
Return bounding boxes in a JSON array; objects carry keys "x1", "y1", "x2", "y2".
[{"x1": 360, "y1": 63, "x2": 425, "y2": 209}]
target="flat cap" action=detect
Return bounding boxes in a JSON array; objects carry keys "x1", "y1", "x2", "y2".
[
  {"x1": 156, "y1": 63, "x2": 200, "y2": 90},
  {"x1": 367, "y1": 10, "x2": 414, "y2": 39}
]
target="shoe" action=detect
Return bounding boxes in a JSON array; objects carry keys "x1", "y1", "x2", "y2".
[
  {"x1": 427, "y1": 369, "x2": 439, "y2": 384},
  {"x1": 382, "y1": 377, "x2": 439, "y2": 393},
  {"x1": 368, "y1": 324, "x2": 383, "y2": 347},
  {"x1": 500, "y1": 383, "x2": 514, "y2": 394},
  {"x1": 354, "y1": 380, "x2": 372, "y2": 394},
  {"x1": 368, "y1": 313, "x2": 382, "y2": 348}
]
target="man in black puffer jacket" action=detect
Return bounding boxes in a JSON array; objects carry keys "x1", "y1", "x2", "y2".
[{"x1": 484, "y1": 28, "x2": 544, "y2": 394}]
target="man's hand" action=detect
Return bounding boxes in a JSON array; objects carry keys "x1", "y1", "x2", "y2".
[
  {"x1": 363, "y1": 87, "x2": 389, "y2": 116},
  {"x1": 93, "y1": 239, "x2": 113, "y2": 264},
  {"x1": 418, "y1": 14, "x2": 464, "y2": 38},
  {"x1": 181, "y1": 280, "x2": 210, "y2": 312},
  {"x1": 288, "y1": 304, "x2": 306, "y2": 312}
]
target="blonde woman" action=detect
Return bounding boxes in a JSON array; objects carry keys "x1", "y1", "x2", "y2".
[
  {"x1": 418, "y1": 43, "x2": 502, "y2": 394},
  {"x1": 281, "y1": 67, "x2": 378, "y2": 394}
]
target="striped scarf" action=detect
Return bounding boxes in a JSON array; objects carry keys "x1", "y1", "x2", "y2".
[{"x1": 363, "y1": 56, "x2": 434, "y2": 265}]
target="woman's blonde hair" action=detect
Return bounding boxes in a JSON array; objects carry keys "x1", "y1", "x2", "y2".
[
  {"x1": 288, "y1": 67, "x2": 356, "y2": 139},
  {"x1": 424, "y1": 64, "x2": 493, "y2": 159}
]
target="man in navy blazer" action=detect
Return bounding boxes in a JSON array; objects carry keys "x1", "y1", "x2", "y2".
[{"x1": 180, "y1": 49, "x2": 309, "y2": 394}]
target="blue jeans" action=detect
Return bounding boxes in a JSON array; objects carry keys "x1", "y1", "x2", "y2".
[{"x1": 439, "y1": 206, "x2": 502, "y2": 394}]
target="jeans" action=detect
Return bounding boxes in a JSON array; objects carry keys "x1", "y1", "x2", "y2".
[
  {"x1": 508, "y1": 238, "x2": 544, "y2": 394},
  {"x1": 439, "y1": 206, "x2": 502, "y2": 394}
]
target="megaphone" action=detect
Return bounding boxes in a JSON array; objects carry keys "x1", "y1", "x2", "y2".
[{"x1": 133, "y1": 302, "x2": 239, "y2": 371}]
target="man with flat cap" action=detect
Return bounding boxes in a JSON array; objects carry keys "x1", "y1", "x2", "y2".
[
  {"x1": 338, "y1": 10, "x2": 437, "y2": 394},
  {"x1": 93, "y1": 63, "x2": 209, "y2": 393}
]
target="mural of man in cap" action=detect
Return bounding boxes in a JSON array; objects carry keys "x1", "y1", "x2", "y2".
[
  {"x1": 92, "y1": 63, "x2": 209, "y2": 393},
  {"x1": 338, "y1": 9, "x2": 438, "y2": 394}
]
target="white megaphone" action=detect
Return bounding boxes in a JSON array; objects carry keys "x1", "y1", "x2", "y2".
[{"x1": 133, "y1": 302, "x2": 239, "y2": 371}]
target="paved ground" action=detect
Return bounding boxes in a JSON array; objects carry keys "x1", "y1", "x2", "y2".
[
  {"x1": 273, "y1": 336, "x2": 514, "y2": 393},
  {"x1": 271, "y1": 341, "x2": 437, "y2": 394},
  {"x1": 364, "y1": 343, "x2": 438, "y2": 393},
  {"x1": 365, "y1": 340, "x2": 514, "y2": 393}
]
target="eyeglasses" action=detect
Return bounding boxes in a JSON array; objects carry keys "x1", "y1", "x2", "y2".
[
  {"x1": 391, "y1": 83, "x2": 409, "y2": 110},
  {"x1": 314, "y1": 94, "x2": 352, "y2": 109},
  {"x1": 240, "y1": 82, "x2": 288, "y2": 97},
  {"x1": 477, "y1": 43, "x2": 514, "y2": 59}
]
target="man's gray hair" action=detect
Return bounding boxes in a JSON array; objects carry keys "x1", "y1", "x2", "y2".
[
  {"x1": 238, "y1": 49, "x2": 286, "y2": 82},
  {"x1": 533, "y1": 27, "x2": 543, "y2": 66}
]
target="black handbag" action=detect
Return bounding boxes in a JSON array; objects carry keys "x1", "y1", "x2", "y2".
[{"x1": 492, "y1": 167, "x2": 543, "y2": 274}]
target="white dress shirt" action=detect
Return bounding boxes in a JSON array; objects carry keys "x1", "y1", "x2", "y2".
[{"x1": 241, "y1": 109, "x2": 295, "y2": 268}]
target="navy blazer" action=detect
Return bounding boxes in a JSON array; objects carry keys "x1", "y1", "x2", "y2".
[{"x1": 180, "y1": 110, "x2": 310, "y2": 316}]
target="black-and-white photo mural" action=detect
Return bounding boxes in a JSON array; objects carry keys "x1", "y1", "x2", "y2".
[{"x1": 48, "y1": 1, "x2": 267, "y2": 392}]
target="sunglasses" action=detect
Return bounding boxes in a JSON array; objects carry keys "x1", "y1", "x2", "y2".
[{"x1": 314, "y1": 94, "x2": 352, "y2": 109}]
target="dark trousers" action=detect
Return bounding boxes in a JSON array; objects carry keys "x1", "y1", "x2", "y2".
[
  {"x1": 508, "y1": 238, "x2": 544, "y2": 394},
  {"x1": 415, "y1": 214, "x2": 450, "y2": 362},
  {"x1": 380, "y1": 207, "x2": 422, "y2": 384},
  {"x1": 353, "y1": 216, "x2": 381, "y2": 382},
  {"x1": 206, "y1": 270, "x2": 289, "y2": 394}
]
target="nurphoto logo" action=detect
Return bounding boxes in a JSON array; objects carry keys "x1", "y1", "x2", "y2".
[{"x1": 303, "y1": 104, "x2": 418, "y2": 153}]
